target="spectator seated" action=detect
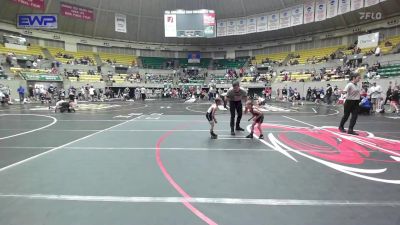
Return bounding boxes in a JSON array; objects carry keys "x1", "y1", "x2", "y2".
[
  {"x1": 252, "y1": 52, "x2": 289, "y2": 66},
  {"x1": 47, "y1": 47, "x2": 95, "y2": 65},
  {"x1": 278, "y1": 71, "x2": 312, "y2": 82},
  {"x1": 378, "y1": 35, "x2": 400, "y2": 54},
  {"x1": 295, "y1": 45, "x2": 343, "y2": 65},
  {"x1": 66, "y1": 70, "x2": 102, "y2": 82},
  {"x1": 98, "y1": 52, "x2": 137, "y2": 66}
]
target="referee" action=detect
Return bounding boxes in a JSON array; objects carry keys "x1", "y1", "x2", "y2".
[
  {"x1": 225, "y1": 81, "x2": 248, "y2": 135},
  {"x1": 339, "y1": 73, "x2": 361, "y2": 135}
]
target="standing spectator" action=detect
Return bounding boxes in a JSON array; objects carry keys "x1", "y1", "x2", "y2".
[
  {"x1": 89, "y1": 86, "x2": 95, "y2": 101},
  {"x1": 225, "y1": 81, "x2": 248, "y2": 135},
  {"x1": 325, "y1": 84, "x2": 333, "y2": 105},
  {"x1": 17, "y1": 85, "x2": 25, "y2": 104},
  {"x1": 28, "y1": 85, "x2": 34, "y2": 101},
  {"x1": 375, "y1": 46, "x2": 381, "y2": 56},
  {"x1": 306, "y1": 87, "x2": 312, "y2": 101},
  {"x1": 140, "y1": 86, "x2": 146, "y2": 101},
  {"x1": 48, "y1": 85, "x2": 55, "y2": 101},
  {"x1": 389, "y1": 85, "x2": 399, "y2": 115},
  {"x1": 339, "y1": 74, "x2": 362, "y2": 135},
  {"x1": 281, "y1": 86, "x2": 288, "y2": 101},
  {"x1": 368, "y1": 82, "x2": 382, "y2": 113},
  {"x1": 84, "y1": 84, "x2": 90, "y2": 101},
  {"x1": 384, "y1": 81, "x2": 393, "y2": 105},
  {"x1": 333, "y1": 86, "x2": 340, "y2": 105},
  {"x1": 69, "y1": 86, "x2": 76, "y2": 101},
  {"x1": 34, "y1": 86, "x2": 40, "y2": 101}
]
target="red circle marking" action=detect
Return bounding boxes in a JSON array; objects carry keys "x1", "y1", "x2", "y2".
[{"x1": 156, "y1": 129, "x2": 218, "y2": 225}]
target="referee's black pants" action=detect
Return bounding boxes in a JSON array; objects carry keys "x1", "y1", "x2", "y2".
[
  {"x1": 229, "y1": 101, "x2": 243, "y2": 131},
  {"x1": 339, "y1": 99, "x2": 360, "y2": 131}
]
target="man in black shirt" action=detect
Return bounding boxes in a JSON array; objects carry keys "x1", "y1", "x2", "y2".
[
  {"x1": 325, "y1": 84, "x2": 333, "y2": 105},
  {"x1": 306, "y1": 87, "x2": 312, "y2": 101},
  {"x1": 281, "y1": 86, "x2": 288, "y2": 101},
  {"x1": 384, "y1": 81, "x2": 392, "y2": 105},
  {"x1": 225, "y1": 81, "x2": 248, "y2": 135}
]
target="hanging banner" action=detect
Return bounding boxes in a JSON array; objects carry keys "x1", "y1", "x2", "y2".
[
  {"x1": 364, "y1": 0, "x2": 379, "y2": 6},
  {"x1": 327, "y1": 0, "x2": 338, "y2": 18},
  {"x1": 291, "y1": 5, "x2": 304, "y2": 26},
  {"x1": 115, "y1": 13, "x2": 127, "y2": 33},
  {"x1": 351, "y1": 0, "x2": 364, "y2": 11},
  {"x1": 164, "y1": 14, "x2": 176, "y2": 37},
  {"x1": 217, "y1": 20, "x2": 227, "y2": 37},
  {"x1": 246, "y1": 17, "x2": 257, "y2": 34},
  {"x1": 279, "y1": 9, "x2": 291, "y2": 29},
  {"x1": 338, "y1": 0, "x2": 351, "y2": 14},
  {"x1": 236, "y1": 18, "x2": 247, "y2": 35},
  {"x1": 358, "y1": 32, "x2": 379, "y2": 49},
  {"x1": 304, "y1": 1, "x2": 315, "y2": 24},
  {"x1": 256, "y1": 14, "x2": 268, "y2": 32},
  {"x1": 268, "y1": 12, "x2": 280, "y2": 31},
  {"x1": 60, "y1": 2, "x2": 95, "y2": 21},
  {"x1": 12, "y1": 0, "x2": 45, "y2": 10},
  {"x1": 226, "y1": 20, "x2": 236, "y2": 36},
  {"x1": 315, "y1": 0, "x2": 327, "y2": 22}
]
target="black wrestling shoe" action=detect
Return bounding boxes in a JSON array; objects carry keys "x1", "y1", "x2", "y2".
[
  {"x1": 246, "y1": 133, "x2": 253, "y2": 139},
  {"x1": 259, "y1": 134, "x2": 264, "y2": 139},
  {"x1": 236, "y1": 127, "x2": 245, "y2": 131},
  {"x1": 231, "y1": 131, "x2": 235, "y2": 135},
  {"x1": 347, "y1": 130, "x2": 359, "y2": 135},
  {"x1": 338, "y1": 127, "x2": 346, "y2": 133}
]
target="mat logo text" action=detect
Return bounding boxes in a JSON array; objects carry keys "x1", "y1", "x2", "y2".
[{"x1": 253, "y1": 124, "x2": 400, "y2": 184}]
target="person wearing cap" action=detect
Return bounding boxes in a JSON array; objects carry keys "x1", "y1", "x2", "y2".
[{"x1": 225, "y1": 81, "x2": 248, "y2": 135}]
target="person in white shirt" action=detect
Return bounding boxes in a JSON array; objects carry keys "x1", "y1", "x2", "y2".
[
  {"x1": 339, "y1": 73, "x2": 361, "y2": 135},
  {"x1": 375, "y1": 46, "x2": 381, "y2": 56},
  {"x1": 89, "y1": 86, "x2": 95, "y2": 101},
  {"x1": 368, "y1": 82, "x2": 382, "y2": 113}
]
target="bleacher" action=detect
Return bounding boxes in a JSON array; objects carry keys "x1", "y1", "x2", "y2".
[
  {"x1": 0, "y1": 44, "x2": 44, "y2": 57},
  {"x1": 378, "y1": 64, "x2": 400, "y2": 77},
  {"x1": 252, "y1": 52, "x2": 289, "y2": 65},
  {"x1": 10, "y1": 67, "x2": 49, "y2": 74},
  {"x1": 68, "y1": 72, "x2": 103, "y2": 82},
  {"x1": 210, "y1": 74, "x2": 233, "y2": 84},
  {"x1": 379, "y1": 35, "x2": 400, "y2": 54},
  {"x1": 178, "y1": 58, "x2": 211, "y2": 68},
  {"x1": 98, "y1": 52, "x2": 137, "y2": 66},
  {"x1": 111, "y1": 74, "x2": 128, "y2": 83},
  {"x1": 278, "y1": 72, "x2": 312, "y2": 82},
  {"x1": 46, "y1": 47, "x2": 95, "y2": 64},
  {"x1": 213, "y1": 58, "x2": 247, "y2": 69},
  {"x1": 140, "y1": 57, "x2": 168, "y2": 69},
  {"x1": 188, "y1": 77, "x2": 205, "y2": 84},
  {"x1": 295, "y1": 45, "x2": 342, "y2": 64}
]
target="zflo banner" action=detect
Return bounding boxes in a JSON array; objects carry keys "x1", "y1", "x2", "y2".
[{"x1": 60, "y1": 2, "x2": 94, "y2": 21}]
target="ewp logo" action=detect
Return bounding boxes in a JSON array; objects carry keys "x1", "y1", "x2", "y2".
[{"x1": 17, "y1": 14, "x2": 58, "y2": 29}]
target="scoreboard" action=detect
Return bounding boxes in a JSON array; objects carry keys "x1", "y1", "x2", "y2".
[{"x1": 164, "y1": 10, "x2": 216, "y2": 38}]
